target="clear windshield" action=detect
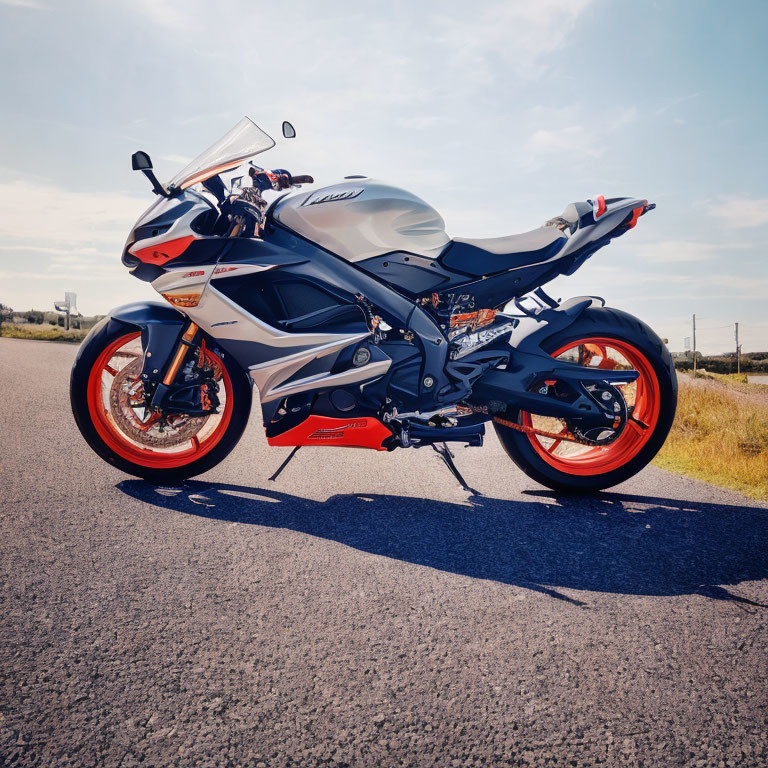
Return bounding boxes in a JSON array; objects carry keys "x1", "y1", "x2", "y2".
[{"x1": 167, "y1": 117, "x2": 275, "y2": 191}]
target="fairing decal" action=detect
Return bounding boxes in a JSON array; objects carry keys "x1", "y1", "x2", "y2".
[
  {"x1": 266, "y1": 415, "x2": 392, "y2": 449},
  {"x1": 253, "y1": 355, "x2": 391, "y2": 403}
]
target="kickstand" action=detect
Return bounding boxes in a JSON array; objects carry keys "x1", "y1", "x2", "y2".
[
  {"x1": 432, "y1": 442, "x2": 481, "y2": 495},
  {"x1": 269, "y1": 445, "x2": 301, "y2": 482}
]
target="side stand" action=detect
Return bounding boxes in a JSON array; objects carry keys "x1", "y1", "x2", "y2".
[
  {"x1": 269, "y1": 445, "x2": 301, "y2": 482},
  {"x1": 432, "y1": 442, "x2": 480, "y2": 495}
]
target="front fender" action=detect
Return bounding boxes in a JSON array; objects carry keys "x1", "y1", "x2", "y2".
[
  {"x1": 75, "y1": 301, "x2": 189, "y2": 385},
  {"x1": 109, "y1": 300, "x2": 187, "y2": 326}
]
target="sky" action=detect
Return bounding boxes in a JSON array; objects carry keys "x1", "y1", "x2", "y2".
[{"x1": 1, "y1": 0, "x2": 766, "y2": 354}]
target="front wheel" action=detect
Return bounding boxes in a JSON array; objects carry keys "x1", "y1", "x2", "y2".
[
  {"x1": 71, "y1": 320, "x2": 252, "y2": 482},
  {"x1": 494, "y1": 307, "x2": 677, "y2": 493}
]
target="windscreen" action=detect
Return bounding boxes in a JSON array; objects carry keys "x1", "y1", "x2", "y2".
[{"x1": 167, "y1": 117, "x2": 275, "y2": 191}]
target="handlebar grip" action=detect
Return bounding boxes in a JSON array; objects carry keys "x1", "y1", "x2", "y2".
[{"x1": 291, "y1": 175, "x2": 314, "y2": 185}]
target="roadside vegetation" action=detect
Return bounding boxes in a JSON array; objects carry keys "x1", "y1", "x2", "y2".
[
  {"x1": 0, "y1": 323, "x2": 88, "y2": 343},
  {"x1": 0, "y1": 305, "x2": 98, "y2": 343},
  {"x1": 673, "y1": 350, "x2": 768, "y2": 375},
  {"x1": 654, "y1": 372, "x2": 768, "y2": 501}
]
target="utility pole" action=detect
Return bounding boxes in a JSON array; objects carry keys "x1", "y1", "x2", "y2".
[
  {"x1": 692, "y1": 314, "x2": 697, "y2": 376},
  {"x1": 735, "y1": 322, "x2": 741, "y2": 374}
]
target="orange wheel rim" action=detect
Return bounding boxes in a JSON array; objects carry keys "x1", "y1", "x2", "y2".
[
  {"x1": 521, "y1": 337, "x2": 660, "y2": 476},
  {"x1": 86, "y1": 332, "x2": 233, "y2": 469}
]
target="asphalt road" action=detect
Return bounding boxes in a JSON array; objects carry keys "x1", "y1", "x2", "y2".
[{"x1": 1, "y1": 336, "x2": 766, "y2": 768}]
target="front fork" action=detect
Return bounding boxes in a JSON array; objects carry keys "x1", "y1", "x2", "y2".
[{"x1": 147, "y1": 321, "x2": 199, "y2": 410}]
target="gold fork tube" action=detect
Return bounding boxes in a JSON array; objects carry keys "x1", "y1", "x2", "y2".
[{"x1": 162, "y1": 323, "x2": 199, "y2": 386}]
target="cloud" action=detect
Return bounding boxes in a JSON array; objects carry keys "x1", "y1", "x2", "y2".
[
  {"x1": 608, "y1": 107, "x2": 638, "y2": 131},
  {"x1": 161, "y1": 154, "x2": 194, "y2": 165},
  {"x1": 654, "y1": 92, "x2": 700, "y2": 116},
  {"x1": 129, "y1": 0, "x2": 185, "y2": 29},
  {"x1": 434, "y1": 0, "x2": 594, "y2": 80},
  {"x1": 524, "y1": 125, "x2": 603, "y2": 166},
  {"x1": 517, "y1": 103, "x2": 637, "y2": 170},
  {"x1": 0, "y1": 178, "x2": 148, "y2": 312},
  {"x1": 125, "y1": 0, "x2": 595, "y2": 92},
  {"x1": 710, "y1": 198, "x2": 768, "y2": 229},
  {"x1": 628, "y1": 238, "x2": 760, "y2": 264},
  {"x1": 396, "y1": 116, "x2": 445, "y2": 131},
  {"x1": 699, "y1": 273, "x2": 768, "y2": 298},
  {"x1": 0, "y1": 266, "x2": 122, "y2": 282},
  {"x1": 0, "y1": 0, "x2": 47, "y2": 8},
  {"x1": 0, "y1": 178, "x2": 145, "y2": 247}
]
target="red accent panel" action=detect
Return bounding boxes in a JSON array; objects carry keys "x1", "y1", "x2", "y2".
[
  {"x1": 626, "y1": 205, "x2": 644, "y2": 229},
  {"x1": 133, "y1": 235, "x2": 195, "y2": 265},
  {"x1": 595, "y1": 195, "x2": 606, "y2": 218},
  {"x1": 267, "y1": 415, "x2": 392, "y2": 450}
]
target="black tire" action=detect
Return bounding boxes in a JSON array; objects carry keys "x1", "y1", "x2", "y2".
[
  {"x1": 71, "y1": 317, "x2": 252, "y2": 483},
  {"x1": 494, "y1": 306, "x2": 677, "y2": 493}
]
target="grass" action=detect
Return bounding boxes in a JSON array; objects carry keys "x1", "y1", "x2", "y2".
[
  {"x1": 654, "y1": 373, "x2": 768, "y2": 500},
  {"x1": 0, "y1": 323, "x2": 88, "y2": 343}
]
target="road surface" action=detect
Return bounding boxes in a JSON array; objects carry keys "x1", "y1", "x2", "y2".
[{"x1": 1, "y1": 337, "x2": 766, "y2": 768}]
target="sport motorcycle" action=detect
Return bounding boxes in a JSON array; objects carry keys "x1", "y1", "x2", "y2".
[{"x1": 71, "y1": 117, "x2": 677, "y2": 493}]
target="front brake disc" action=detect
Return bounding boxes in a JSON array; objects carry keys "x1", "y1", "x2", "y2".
[{"x1": 109, "y1": 359, "x2": 208, "y2": 448}]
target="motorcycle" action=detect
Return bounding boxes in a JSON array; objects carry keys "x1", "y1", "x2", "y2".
[{"x1": 71, "y1": 116, "x2": 677, "y2": 493}]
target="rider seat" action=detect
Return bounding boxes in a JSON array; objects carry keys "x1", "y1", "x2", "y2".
[{"x1": 440, "y1": 226, "x2": 567, "y2": 277}]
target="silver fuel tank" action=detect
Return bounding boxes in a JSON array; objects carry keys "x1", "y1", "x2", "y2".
[{"x1": 272, "y1": 178, "x2": 450, "y2": 262}]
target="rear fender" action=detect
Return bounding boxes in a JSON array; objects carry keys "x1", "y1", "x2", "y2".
[{"x1": 508, "y1": 294, "x2": 597, "y2": 354}]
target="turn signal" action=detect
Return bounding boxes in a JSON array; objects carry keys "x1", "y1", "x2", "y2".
[{"x1": 161, "y1": 292, "x2": 201, "y2": 307}]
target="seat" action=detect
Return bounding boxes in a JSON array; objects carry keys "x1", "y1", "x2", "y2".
[{"x1": 440, "y1": 226, "x2": 567, "y2": 277}]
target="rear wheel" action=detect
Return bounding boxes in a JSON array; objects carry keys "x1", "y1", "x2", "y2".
[
  {"x1": 494, "y1": 307, "x2": 677, "y2": 493},
  {"x1": 71, "y1": 321, "x2": 252, "y2": 482}
]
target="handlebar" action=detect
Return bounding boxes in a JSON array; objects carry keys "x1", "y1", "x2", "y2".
[{"x1": 291, "y1": 175, "x2": 314, "y2": 185}]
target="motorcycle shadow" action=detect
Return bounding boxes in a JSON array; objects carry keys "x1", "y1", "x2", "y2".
[{"x1": 117, "y1": 479, "x2": 768, "y2": 604}]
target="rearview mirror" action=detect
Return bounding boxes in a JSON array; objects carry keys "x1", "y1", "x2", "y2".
[
  {"x1": 131, "y1": 151, "x2": 153, "y2": 171},
  {"x1": 131, "y1": 150, "x2": 170, "y2": 197},
  {"x1": 282, "y1": 121, "x2": 296, "y2": 139}
]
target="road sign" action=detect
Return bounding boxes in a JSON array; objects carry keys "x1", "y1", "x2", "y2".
[
  {"x1": 65, "y1": 292, "x2": 78, "y2": 315},
  {"x1": 54, "y1": 292, "x2": 78, "y2": 330}
]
